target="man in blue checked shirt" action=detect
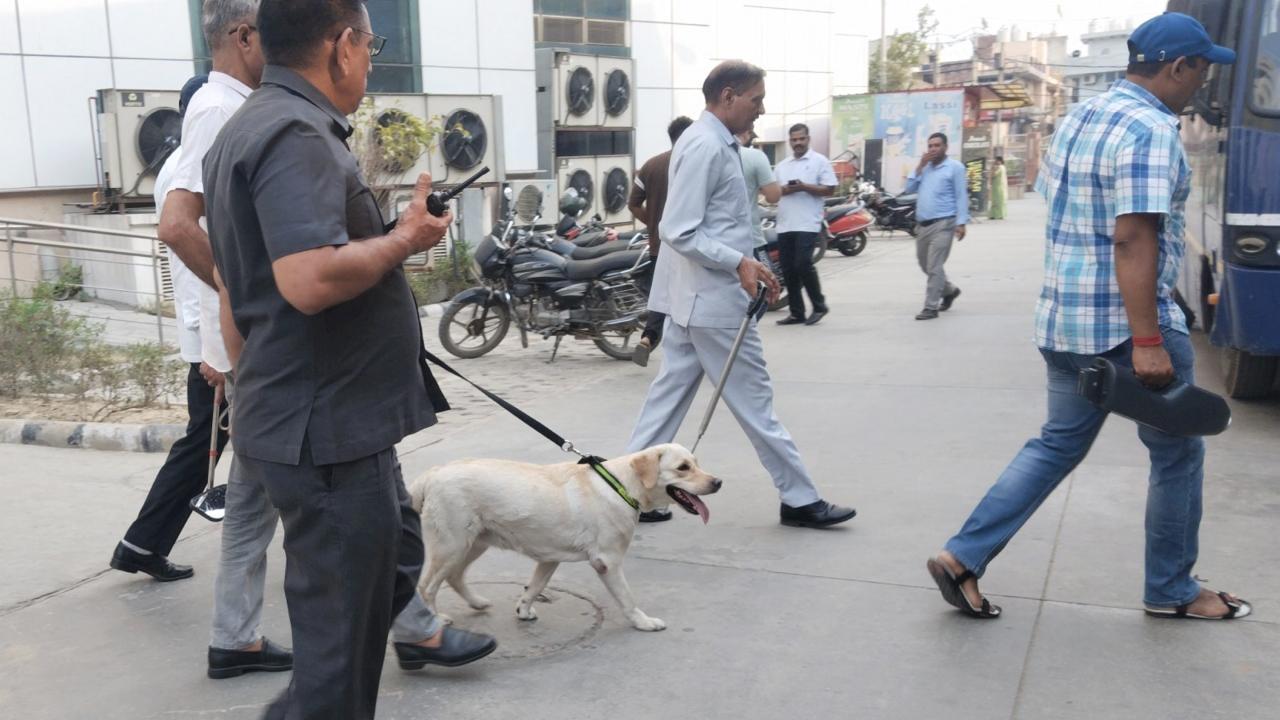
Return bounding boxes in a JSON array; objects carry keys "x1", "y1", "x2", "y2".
[{"x1": 926, "y1": 13, "x2": 1252, "y2": 622}]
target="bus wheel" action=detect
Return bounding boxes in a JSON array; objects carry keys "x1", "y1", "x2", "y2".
[{"x1": 1222, "y1": 347, "x2": 1278, "y2": 399}]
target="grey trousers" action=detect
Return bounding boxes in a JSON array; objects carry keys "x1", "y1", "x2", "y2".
[
  {"x1": 209, "y1": 387, "x2": 441, "y2": 652},
  {"x1": 209, "y1": 456, "x2": 441, "y2": 650},
  {"x1": 627, "y1": 319, "x2": 821, "y2": 508},
  {"x1": 915, "y1": 218, "x2": 958, "y2": 310}
]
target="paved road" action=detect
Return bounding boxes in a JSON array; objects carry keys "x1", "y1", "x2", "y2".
[{"x1": 2, "y1": 198, "x2": 1277, "y2": 719}]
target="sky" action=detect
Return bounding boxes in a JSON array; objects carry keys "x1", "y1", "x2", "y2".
[{"x1": 880, "y1": 0, "x2": 1170, "y2": 60}]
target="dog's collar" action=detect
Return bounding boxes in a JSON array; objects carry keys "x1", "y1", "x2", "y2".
[{"x1": 580, "y1": 456, "x2": 640, "y2": 512}]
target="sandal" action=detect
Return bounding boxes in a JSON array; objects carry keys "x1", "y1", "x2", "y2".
[
  {"x1": 1145, "y1": 591, "x2": 1252, "y2": 620},
  {"x1": 926, "y1": 557, "x2": 1001, "y2": 619}
]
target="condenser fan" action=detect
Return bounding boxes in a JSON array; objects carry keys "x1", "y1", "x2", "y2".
[
  {"x1": 441, "y1": 109, "x2": 487, "y2": 170},
  {"x1": 135, "y1": 108, "x2": 182, "y2": 171},
  {"x1": 604, "y1": 69, "x2": 630, "y2": 117},
  {"x1": 568, "y1": 169, "x2": 593, "y2": 207},
  {"x1": 567, "y1": 67, "x2": 595, "y2": 117},
  {"x1": 603, "y1": 167, "x2": 628, "y2": 213}
]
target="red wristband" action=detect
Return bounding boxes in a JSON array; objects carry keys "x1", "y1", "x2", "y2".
[{"x1": 1132, "y1": 334, "x2": 1163, "y2": 347}]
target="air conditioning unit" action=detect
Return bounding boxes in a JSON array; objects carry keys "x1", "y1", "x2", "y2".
[
  {"x1": 96, "y1": 89, "x2": 182, "y2": 197},
  {"x1": 597, "y1": 57, "x2": 634, "y2": 128},
  {"x1": 558, "y1": 156, "x2": 599, "y2": 220},
  {"x1": 426, "y1": 94, "x2": 504, "y2": 185},
  {"x1": 597, "y1": 155, "x2": 634, "y2": 225},
  {"x1": 548, "y1": 51, "x2": 600, "y2": 127},
  {"x1": 505, "y1": 178, "x2": 557, "y2": 225},
  {"x1": 362, "y1": 93, "x2": 432, "y2": 189}
]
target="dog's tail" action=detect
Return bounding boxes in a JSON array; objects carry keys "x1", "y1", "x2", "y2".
[{"x1": 408, "y1": 474, "x2": 428, "y2": 515}]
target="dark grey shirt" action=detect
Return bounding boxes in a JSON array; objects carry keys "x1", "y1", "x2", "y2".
[{"x1": 204, "y1": 65, "x2": 441, "y2": 466}]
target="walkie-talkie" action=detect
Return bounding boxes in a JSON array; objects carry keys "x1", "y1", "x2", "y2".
[{"x1": 427, "y1": 166, "x2": 490, "y2": 216}]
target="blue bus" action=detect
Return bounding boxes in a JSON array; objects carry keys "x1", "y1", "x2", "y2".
[{"x1": 1172, "y1": 0, "x2": 1280, "y2": 398}]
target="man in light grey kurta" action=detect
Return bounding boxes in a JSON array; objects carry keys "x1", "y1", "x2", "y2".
[{"x1": 626, "y1": 61, "x2": 856, "y2": 528}]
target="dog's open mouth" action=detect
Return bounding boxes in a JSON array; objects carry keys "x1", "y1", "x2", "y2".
[{"x1": 666, "y1": 486, "x2": 710, "y2": 524}]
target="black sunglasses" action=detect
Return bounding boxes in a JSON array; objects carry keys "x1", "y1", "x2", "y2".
[{"x1": 338, "y1": 27, "x2": 387, "y2": 57}]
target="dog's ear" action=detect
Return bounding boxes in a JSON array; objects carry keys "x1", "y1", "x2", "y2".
[{"x1": 631, "y1": 450, "x2": 660, "y2": 489}]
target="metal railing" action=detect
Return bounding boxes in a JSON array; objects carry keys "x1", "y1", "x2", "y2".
[{"x1": 2, "y1": 216, "x2": 168, "y2": 346}]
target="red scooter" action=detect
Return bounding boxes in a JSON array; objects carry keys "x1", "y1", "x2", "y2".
[{"x1": 821, "y1": 197, "x2": 874, "y2": 257}]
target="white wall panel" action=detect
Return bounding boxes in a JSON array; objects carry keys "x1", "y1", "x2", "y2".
[
  {"x1": 421, "y1": 0, "x2": 479, "y2": 69},
  {"x1": 713, "y1": 0, "x2": 754, "y2": 61},
  {"x1": 110, "y1": 59, "x2": 196, "y2": 91},
  {"x1": 0, "y1": 0, "x2": 21, "y2": 54},
  {"x1": 25, "y1": 56, "x2": 113, "y2": 187},
  {"x1": 107, "y1": 0, "x2": 193, "y2": 60},
  {"x1": 478, "y1": 69, "x2": 537, "y2": 172},
  {"x1": 477, "y1": 0, "x2": 534, "y2": 70},
  {"x1": 672, "y1": 1, "x2": 713, "y2": 26},
  {"x1": 422, "y1": 66, "x2": 481, "y2": 95},
  {"x1": 634, "y1": 87, "x2": 672, "y2": 167},
  {"x1": 18, "y1": 0, "x2": 111, "y2": 57},
  {"x1": 672, "y1": 89, "x2": 704, "y2": 121},
  {"x1": 631, "y1": 0, "x2": 671, "y2": 24},
  {"x1": 757, "y1": 9, "x2": 786, "y2": 69},
  {"x1": 0, "y1": 56, "x2": 36, "y2": 189},
  {"x1": 671, "y1": 24, "x2": 711, "y2": 90},
  {"x1": 630, "y1": 21, "x2": 672, "y2": 88}
]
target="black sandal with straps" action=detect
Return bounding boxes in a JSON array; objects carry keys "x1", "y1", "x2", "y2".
[
  {"x1": 1145, "y1": 591, "x2": 1252, "y2": 620},
  {"x1": 927, "y1": 557, "x2": 1002, "y2": 619}
]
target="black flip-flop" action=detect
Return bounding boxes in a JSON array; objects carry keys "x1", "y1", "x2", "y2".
[
  {"x1": 1145, "y1": 591, "x2": 1252, "y2": 620},
  {"x1": 927, "y1": 557, "x2": 1001, "y2": 619}
]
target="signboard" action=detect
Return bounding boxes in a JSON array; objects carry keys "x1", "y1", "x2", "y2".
[
  {"x1": 962, "y1": 127, "x2": 992, "y2": 213},
  {"x1": 872, "y1": 90, "x2": 964, "y2": 194},
  {"x1": 829, "y1": 94, "x2": 875, "y2": 172}
]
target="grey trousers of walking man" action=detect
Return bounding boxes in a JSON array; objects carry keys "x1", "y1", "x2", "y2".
[
  {"x1": 627, "y1": 319, "x2": 821, "y2": 508},
  {"x1": 916, "y1": 218, "x2": 958, "y2": 310}
]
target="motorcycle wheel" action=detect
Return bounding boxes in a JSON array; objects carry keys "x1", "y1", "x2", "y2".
[
  {"x1": 768, "y1": 291, "x2": 790, "y2": 312},
  {"x1": 812, "y1": 234, "x2": 827, "y2": 263},
  {"x1": 438, "y1": 297, "x2": 510, "y2": 359},
  {"x1": 837, "y1": 231, "x2": 868, "y2": 257}
]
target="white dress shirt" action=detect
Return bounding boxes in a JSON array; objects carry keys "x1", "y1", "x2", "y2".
[
  {"x1": 154, "y1": 147, "x2": 203, "y2": 363},
  {"x1": 169, "y1": 71, "x2": 251, "y2": 373},
  {"x1": 773, "y1": 149, "x2": 838, "y2": 234}
]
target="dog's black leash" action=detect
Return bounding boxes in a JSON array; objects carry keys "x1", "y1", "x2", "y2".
[{"x1": 421, "y1": 348, "x2": 640, "y2": 511}]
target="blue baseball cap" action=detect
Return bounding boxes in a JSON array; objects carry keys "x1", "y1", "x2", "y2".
[{"x1": 1128, "y1": 12, "x2": 1236, "y2": 65}]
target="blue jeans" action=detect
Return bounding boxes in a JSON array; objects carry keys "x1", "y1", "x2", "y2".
[{"x1": 944, "y1": 328, "x2": 1205, "y2": 607}]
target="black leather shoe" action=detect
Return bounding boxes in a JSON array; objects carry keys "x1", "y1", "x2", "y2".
[
  {"x1": 110, "y1": 542, "x2": 193, "y2": 582},
  {"x1": 915, "y1": 308, "x2": 939, "y2": 321},
  {"x1": 639, "y1": 508, "x2": 673, "y2": 523},
  {"x1": 395, "y1": 627, "x2": 498, "y2": 670},
  {"x1": 941, "y1": 287, "x2": 962, "y2": 311},
  {"x1": 208, "y1": 638, "x2": 293, "y2": 679},
  {"x1": 776, "y1": 315, "x2": 806, "y2": 325},
  {"x1": 805, "y1": 308, "x2": 828, "y2": 326},
  {"x1": 780, "y1": 500, "x2": 857, "y2": 528}
]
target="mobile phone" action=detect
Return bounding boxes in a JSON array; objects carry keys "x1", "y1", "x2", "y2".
[{"x1": 787, "y1": 179, "x2": 801, "y2": 186}]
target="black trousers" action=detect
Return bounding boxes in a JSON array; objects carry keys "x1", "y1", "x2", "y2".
[
  {"x1": 123, "y1": 363, "x2": 228, "y2": 556},
  {"x1": 248, "y1": 445, "x2": 423, "y2": 720},
  {"x1": 777, "y1": 231, "x2": 827, "y2": 319},
  {"x1": 641, "y1": 309, "x2": 666, "y2": 346}
]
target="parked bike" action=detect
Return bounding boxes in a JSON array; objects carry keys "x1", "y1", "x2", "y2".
[
  {"x1": 862, "y1": 188, "x2": 917, "y2": 236},
  {"x1": 822, "y1": 199, "x2": 873, "y2": 256},
  {"x1": 438, "y1": 188, "x2": 652, "y2": 361}
]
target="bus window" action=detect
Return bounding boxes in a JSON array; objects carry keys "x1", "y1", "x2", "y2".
[{"x1": 1255, "y1": 0, "x2": 1280, "y2": 111}]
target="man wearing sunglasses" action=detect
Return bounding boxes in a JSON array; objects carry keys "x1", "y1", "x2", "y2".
[{"x1": 203, "y1": 2, "x2": 493, "y2": 717}]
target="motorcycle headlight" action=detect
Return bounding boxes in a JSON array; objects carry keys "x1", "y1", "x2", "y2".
[{"x1": 1234, "y1": 235, "x2": 1268, "y2": 255}]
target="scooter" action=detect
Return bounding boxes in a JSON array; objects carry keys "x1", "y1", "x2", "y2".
[{"x1": 822, "y1": 199, "x2": 874, "y2": 257}]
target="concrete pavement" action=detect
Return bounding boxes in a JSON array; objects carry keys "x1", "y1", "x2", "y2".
[{"x1": 1, "y1": 197, "x2": 1277, "y2": 719}]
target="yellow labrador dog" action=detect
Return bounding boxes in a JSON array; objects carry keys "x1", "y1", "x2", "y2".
[{"x1": 408, "y1": 443, "x2": 719, "y2": 632}]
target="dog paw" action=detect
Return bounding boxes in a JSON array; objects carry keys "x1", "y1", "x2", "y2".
[
  {"x1": 436, "y1": 613, "x2": 454, "y2": 626},
  {"x1": 467, "y1": 596, "x2": 492, "y2": 611},
  {"x1": 630, "y1": 615, "x2": 666, "y2": 632},
  {"x1": 516, "y1": 604, "x2": 538, "y2": 621}
]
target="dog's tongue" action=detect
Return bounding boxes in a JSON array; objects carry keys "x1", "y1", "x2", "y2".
[{"x1": 688, "y1": 494, "x2": 710, "y2": 524}]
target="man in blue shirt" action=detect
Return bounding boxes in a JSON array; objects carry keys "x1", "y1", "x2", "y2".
[
  {"x1": 926, "y1": 13, "x2": 1250, "y2": 622},
  {"x1": 905, "y1": 132, "x2": 968, "y2": 320}
]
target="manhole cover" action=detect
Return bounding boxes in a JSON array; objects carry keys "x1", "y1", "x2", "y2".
[{"x1": 431, "y1": 581, "x2": 603, "y2": 660}]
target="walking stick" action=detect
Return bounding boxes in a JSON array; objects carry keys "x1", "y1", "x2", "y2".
[
  {"x1": 190, "y1": 383, "x2": 228, "y2": 522},
  {"x1": 691, "y1": 282, "x2": 769, "y2": 453}
]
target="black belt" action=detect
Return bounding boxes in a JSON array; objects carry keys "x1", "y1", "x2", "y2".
[{"x1": 918, "y1": 216, "x2": 955, "y2": 227}]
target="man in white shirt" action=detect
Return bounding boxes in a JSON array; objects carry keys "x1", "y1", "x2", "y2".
[
  {"x1": 112, "y1": 75, "x2": 226, "y2": 587},
  {"x1": 772, "y1": 123, "x2": 837, "y2": 325}
]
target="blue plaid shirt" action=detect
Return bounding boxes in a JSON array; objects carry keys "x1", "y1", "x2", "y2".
[{"x1": 1034, "y1": 79, "x2": 1191, "y2": 354}]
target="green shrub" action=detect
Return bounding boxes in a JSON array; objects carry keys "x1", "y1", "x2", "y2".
[{"x1": 404, "y1": 239, "x2": 475, "y2": 305}]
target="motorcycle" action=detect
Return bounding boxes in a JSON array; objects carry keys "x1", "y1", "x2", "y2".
[
  {"x1": 759, "y1": 213, "x2": 827, "y2": 263},
  {"x1": 438, "y1": 188, "x2": 652, "y2": 362},
  {"x1": 862, "y1": 187, "x2": 917, "y2": 236},
  {"x1": 822, "y1": 199, "x2": 873, "y2": 256}
]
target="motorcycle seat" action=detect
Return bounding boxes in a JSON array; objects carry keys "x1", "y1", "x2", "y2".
[
  {"x1": 564, "y1": 250, "x2": 644, "y2": 280},
  {"x1": 893, "y1": 193, "x2": 918, "y2": 205},
  {"x1": 824, "y1": 203, "x2": 864, "y2": 221},
  {"x1": 571, "y1": 239, "x2": 631, "y2": 260}
]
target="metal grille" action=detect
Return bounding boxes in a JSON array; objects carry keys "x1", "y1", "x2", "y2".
[
  {"x1": 157, "y1": 243, "x2": 175, "y2": 302},
  {"x1": 603, "y1": 279, "x2": 646, "y2": 315}
]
